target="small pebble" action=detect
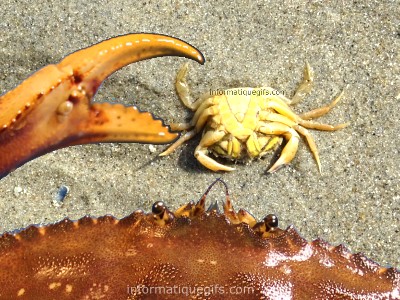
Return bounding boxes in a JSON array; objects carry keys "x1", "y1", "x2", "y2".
[
  {"x1": 149, "y1": 145, "x2": 157, "y2": 153},
  {"x1": 52, "y1": 185, "x2": 70, "y2": 207},
  {"x1": 13, "y1": 186, "x2": 23, "y2": 197}
]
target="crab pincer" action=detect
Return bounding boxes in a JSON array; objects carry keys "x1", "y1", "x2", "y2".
[{"x1": 0, "y1": 33, "x2": 205, "y2": 179}]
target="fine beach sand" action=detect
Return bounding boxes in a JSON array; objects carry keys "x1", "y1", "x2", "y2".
[{"x1": 0, "y1": 1, "x2": 399, "y2": 269}]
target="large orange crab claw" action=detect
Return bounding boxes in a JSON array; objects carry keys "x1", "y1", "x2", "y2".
[{"x1": 0, "y1": 33, "x2": 205, "y2": 179}]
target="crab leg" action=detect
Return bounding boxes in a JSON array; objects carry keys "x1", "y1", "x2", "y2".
[
  {"x1": 293, "y1": 125, "x2": 322, "y2": 172},
  {"x1": 195, "y1": 148, "x2": 236, "y2": 172},
  {"x1": 195, "y1": 130, "x2": 235, "y2": 171},
  {"x1": 288, "y1": 61, "x2": 314, "y2": 105},
  {"x1": 175, "y1": 62, "x2": 213, "y2": 111},
  {"x1": 262, "y1": 100, "x2": 348, "y2": 131},
  {"x1": 299, "y1": 90, "x2": 344, "y2": 120},
  {"x1": 0, "y1": 33, "x2": 205, "y2": 179},
  {"x1": 158, "y1": 129, "x2": 198, "y2": 156},
  {"x1": 258, "y1": 123, "x2": 300, "y2": 173},
  {"x1": 159, "y1": 98, "x2": 219, "y2": 156},
  {"x1": 259, "y1": 97, "x2": 349, "y2": 172}
]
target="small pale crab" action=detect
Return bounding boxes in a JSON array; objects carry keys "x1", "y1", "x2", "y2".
[{"x1": 160, "y1": 63, "x2": 349, "y2": 173}]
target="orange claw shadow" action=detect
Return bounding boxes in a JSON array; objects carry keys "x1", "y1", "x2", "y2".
[{"x1": 0, "y1": 33, "x2": 205, "y2": 179}]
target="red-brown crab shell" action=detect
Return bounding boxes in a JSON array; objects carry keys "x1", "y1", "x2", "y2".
[{"x1": 0, "y1": 181, "x2": 398, "y2": 299}]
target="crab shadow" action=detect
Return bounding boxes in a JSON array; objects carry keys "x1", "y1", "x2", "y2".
[{"x1": 175, "y1": 135, "x2": 213, "y2": 174}]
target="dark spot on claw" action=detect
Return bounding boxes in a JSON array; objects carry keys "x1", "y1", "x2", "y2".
[
  {"x1": 67, "y1": 95, "x2": 79, "y2": 104},
  {"x1": 73, "y1": 73, "x2": 83, "y2": 83}
]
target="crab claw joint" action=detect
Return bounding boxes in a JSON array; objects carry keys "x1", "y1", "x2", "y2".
[{"x1": 0, "y1": 33, "x2": 205, "y2": 179}]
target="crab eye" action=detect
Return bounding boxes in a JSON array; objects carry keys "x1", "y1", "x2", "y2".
[
  {"x1": 152, "y1": 201, "x2": 166, "y2": 215},
  {"x1": 264, "y1": 214, "x2": 279, "y2": 229}
]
